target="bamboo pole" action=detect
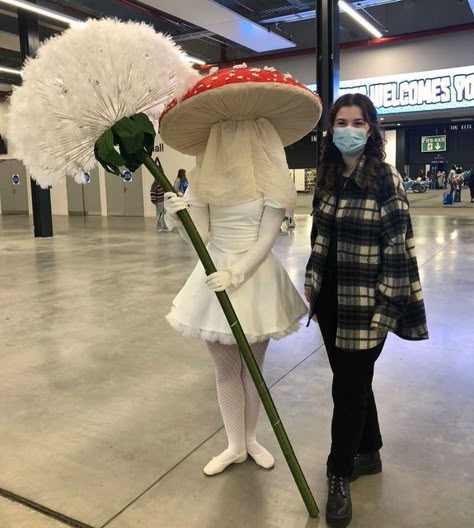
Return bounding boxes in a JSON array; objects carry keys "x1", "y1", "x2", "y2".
[{"x1": 142, "y1": 152, "x2": 318, "y2": 518}]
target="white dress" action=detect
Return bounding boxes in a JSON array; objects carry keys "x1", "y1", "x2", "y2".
[{"x1": 166, "y1": 195, "x2": 308, "y2": 345}]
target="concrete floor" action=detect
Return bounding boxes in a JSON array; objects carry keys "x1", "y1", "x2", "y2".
[{"x1": 0, "y1": 189, "x2": 473, "y2": 528}]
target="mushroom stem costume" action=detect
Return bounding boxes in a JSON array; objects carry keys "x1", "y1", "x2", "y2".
[{"x1": 160, "y1": 64, "x2": 322, "y2": 515}]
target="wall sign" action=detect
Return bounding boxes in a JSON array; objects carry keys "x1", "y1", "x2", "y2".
[
  {"x1": 307, "y1": 65, "x2": 474, "y2": 116},
  {"x1": 421, "y1": 135, "x2": 446, "y2": 153},
  {"x1": 122, "y1": 169, "x2": 133, "y2": 182},
  {"x1": 450, "y1": 123, "x2": 472, "y2": 131},
  {"x1": 12, "y1": 174, "x2": 20, "y2": 185},
  {"x1": 80, "y1": 171, "x2": 91, "y2": 184}
]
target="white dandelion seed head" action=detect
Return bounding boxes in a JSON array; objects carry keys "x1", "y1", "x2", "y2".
[{"x1": 8, "y1": 18, "x2": 199, "y2": 188}]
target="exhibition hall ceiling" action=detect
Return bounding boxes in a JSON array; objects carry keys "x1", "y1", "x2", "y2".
[{"x1": 0, "y1": 0, "x2": 472, "y2": 89}]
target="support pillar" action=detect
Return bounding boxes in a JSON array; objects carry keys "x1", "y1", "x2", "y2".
[
  {"x1": 316, "y1": 0, "x2": 340, "y2": 167},
  {"x1": 396, "y1": 127, "x2": 407, "y2": 177},
  {"x1": 18, "y1": 5, "x2": 53, "y2": 237}
]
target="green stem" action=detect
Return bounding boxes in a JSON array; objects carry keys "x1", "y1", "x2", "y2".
[{"x1": 142, "y1": 152, "x2": 319, "y2": 517}]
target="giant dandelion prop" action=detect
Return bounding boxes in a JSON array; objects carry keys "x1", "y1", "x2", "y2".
[{"x1": 8, "y1": 18, "x2": 319, "y2": 517}]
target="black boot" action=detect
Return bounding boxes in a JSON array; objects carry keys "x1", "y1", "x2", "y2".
[
  {"x1": 326, "y1": 451, "x2": 382, "y2": 481},
  {"x1": 326, "y1": 473, "x2": 352, "y2": 528},
  {"x1": 350, "y1": 451, "x2": 382, "y2": 482}
]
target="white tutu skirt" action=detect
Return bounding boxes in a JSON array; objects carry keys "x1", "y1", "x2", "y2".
[{"x1": 166, "y1": 244, "x2": 308, "y2": 345}]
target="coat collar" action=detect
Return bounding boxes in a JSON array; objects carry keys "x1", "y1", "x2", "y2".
[{"x1": 348, "y1": 155, "x2": 366, "y2": 189}]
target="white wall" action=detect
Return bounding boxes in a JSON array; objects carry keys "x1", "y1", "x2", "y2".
[
  {"x1": 0, "y1": 100, "x2": 9, "y2": 139},
  {"x1": 142, "y1": 134, "x2": 196, "y2": 217},
  {"x1": 50, "y1": 180, "x2": 69, "y2": 215},
  {"x1": 250, "y1": 30, "x2": 474, "y2": 85},
  {"x1": 384, "y1": 129, "x2": 397, "y2": 168}
]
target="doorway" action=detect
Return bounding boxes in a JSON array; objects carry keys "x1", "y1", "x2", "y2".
[
  {"x1": 66, "y1": 167, "x2": 101, "y2": 215},
  {"x1": 0, "y1": 159, "x2": 29, "y2": 215},
  {"x1": 105, "y1": 167, "x2": 144, "y2": 216}
]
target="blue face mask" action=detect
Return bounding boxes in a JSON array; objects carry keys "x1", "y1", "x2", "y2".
[{"x1": 333, "y1": 126, "x2": 368, "y2": 156}]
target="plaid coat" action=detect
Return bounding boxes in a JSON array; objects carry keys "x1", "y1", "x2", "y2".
[{"x1": 305, "y1": 161, "x2": 429, "y2": 350}]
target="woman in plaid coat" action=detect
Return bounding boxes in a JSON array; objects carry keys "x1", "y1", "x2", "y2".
[{"x1": 305, "y1": 94, "x2": 428, "y2": 527}]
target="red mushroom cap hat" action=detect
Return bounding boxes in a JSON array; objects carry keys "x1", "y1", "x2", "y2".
[{"x1": 159, "y1": 63, "x2": 322, "y2": 156}]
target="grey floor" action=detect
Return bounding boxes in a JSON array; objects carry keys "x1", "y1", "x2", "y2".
[{"x1": 1, "y1": 189, "x2": 473, "y2": 528}]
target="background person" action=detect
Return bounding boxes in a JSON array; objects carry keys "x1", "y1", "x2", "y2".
[{"x1": 174, "y1": 168, "x2": 189, "y2": 196}]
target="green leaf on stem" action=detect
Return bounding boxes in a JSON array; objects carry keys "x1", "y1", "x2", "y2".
[
  {"x1": 94, "y1": 113, "x2": 157, "y2": 175},
  {"x1": 94, "y1": 128, "x2": 124, "y2": 175}
]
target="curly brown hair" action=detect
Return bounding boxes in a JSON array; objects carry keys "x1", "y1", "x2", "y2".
[{"x1": 315, "y1": 93, "x2": 386, "y2": 195}]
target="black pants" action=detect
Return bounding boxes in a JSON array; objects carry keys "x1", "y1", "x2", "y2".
[{"x1": 316, "y1": 294, "x2": 386, "y2": 477}]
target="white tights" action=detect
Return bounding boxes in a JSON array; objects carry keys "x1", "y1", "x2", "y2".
[{"x1": 205, "y1": 340, "x2": 273, "y2": 472}]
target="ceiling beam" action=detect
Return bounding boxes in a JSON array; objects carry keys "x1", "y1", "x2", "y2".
[
  {"x1": 260, "y1": 0, "x2": 402, "y2": 24},
  {"x1": 133, "y1": 0, "x2": 296, "y2": 52}
]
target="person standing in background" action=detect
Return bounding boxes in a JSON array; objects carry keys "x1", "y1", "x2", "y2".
[
  {"x1": 174, "y1": 168, "x2": 189, "y2": 196},
  {"x1": 454, "y1": 168, "x2": 464, "y2": 202},
  {"x1": 468, "y1": 167, "x2": 474, "y2": 203},
  {"x1": 447, "y1": 165, "x2": 456, "y2": 190},
  {"x1": 440, "y1": 170, "x2": 446, "y2": 189},
  {"x1": 436, "y1": 170, "x2": 442, "y2": 190},
  {"x1": 150, "y1": 180, "x2": 167, "y2": 231}
]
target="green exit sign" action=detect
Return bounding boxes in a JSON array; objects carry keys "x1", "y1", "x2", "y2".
[{"x1": 421, "y1": 135, "x2": 446, "y2": 153}]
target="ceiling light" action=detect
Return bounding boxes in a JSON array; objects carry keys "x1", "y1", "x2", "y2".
[
  {"x1": 468, "y1": 0, "x2": 474, "y2": 17},
  {"x1": 0, "y1": 0, "x2": 83, "y2": 27},
  {"x1": 260, "y1": 0, "x2": 401, "y2": 25},
  {"x1": 0, "y1": 65, "x2": 22, "y2": 76},
  {"x1": 184, "y1": 54, "x2": 206, "y2": 65},
  {"x1": 339, "y1": 1, "x2": 383, "y2": 38}
]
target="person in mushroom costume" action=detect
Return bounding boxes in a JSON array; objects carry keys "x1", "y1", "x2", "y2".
[{"x1": 159, "y1": 63, "x2": 322, "y2": 476}]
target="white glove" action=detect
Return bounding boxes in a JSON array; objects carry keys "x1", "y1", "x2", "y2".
[
  {"x1": 164, "y1": 191, "x2": 189, "y2": 230},
  {"x1": 205, "y1": 270, "x2": 236, "y2": 292},
  {"x1": 164, "y1": 189, "x2": 210, "y2": 243},
  {"x1": 164, "y1": 192, "x2": 188, "y2": 217}
]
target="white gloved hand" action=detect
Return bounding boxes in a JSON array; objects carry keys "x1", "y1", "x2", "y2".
[
  {"x1": 164, "y1": 192, "x2": 188, "y2": 217},
  {"x1": 205, "y1": 270, "x2": 236, "y2": 292}
]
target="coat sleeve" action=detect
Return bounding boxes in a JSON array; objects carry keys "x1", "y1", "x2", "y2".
[
  {"x1": 310, "y1": 192, "x2": 321, "y2": 247},
  {"x1": 304, "y1": 193, "x2": 320, "y2": 289},
  {"x1": 371, "y1": 174, "x2": 412, "y2": 332}
]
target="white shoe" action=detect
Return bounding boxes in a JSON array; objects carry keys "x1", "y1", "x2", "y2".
[
  {"x1": 203, "y1": 449, "x2": 247, "y2": 476},
  {"x1": 247, "y1": 442, "x2": 275, "y2": 469}
]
